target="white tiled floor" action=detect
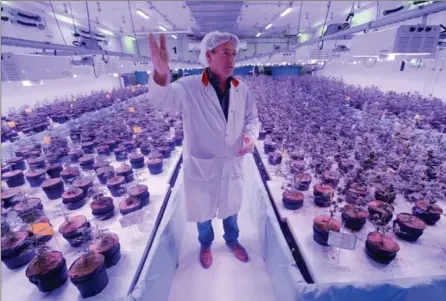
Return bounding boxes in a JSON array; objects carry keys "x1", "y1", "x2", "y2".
[{"x1": 168, "y1": 199, "x2": 277, "y2": 301}]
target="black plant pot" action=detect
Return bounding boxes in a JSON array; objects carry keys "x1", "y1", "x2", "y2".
[
  {"x1": 282, "y1": 189, "x2": 304, "y2": 210},
  {"x1": 341, "y1": 204, "x2": 368, "y2": 231},
  {"x1": 96, "y1": 166, "x2": 115, "y2": 185},
  {"x1": 68, "y1": 253, "x2": 109, "y2": 298},
  {"x1": 105, "y1": 139, "x2": 117, "y2": 151},
  {"x1": 114, "y1": 147, "x2": 128, "y2": 161},
  {"x1": 322, "y1": 171, "x2": 341, "y2": 189},
  {"x1": 129, "y1": 153, "x2": 145, "y2": 169},
  {"x1": 158, "y1": 146, "x2": 172, "y2": 159},
  {"x1": 313, "y1": 184, "x2": 334, "y2": 207},
  {"x1": 1, "y1": 164, "x2": 11, "y2": 176},
  {"x1": 25, "y1": 169, "x2": 46, "y2": 187},
  {"x1": 290, "y1": 152, "x2": 305, "y2": 161},
  {"x1": 290, "y1": 161, "x2": 305, "y2": 174},
  {"x1": 119, "y1": 196, "x2": 142, "y2": 215},
  {"x1": 168, "y1": 138, "x2": 178, "y2": 151},
  {"x1": 258, "y1": 130, "x2": 267, "y2": 140},
  {"x1": 42, "y1": 178, "x2": 64, "y2": 200},
  {"x1": 62, "y1": 188, "x2": 86, "y2": 210},
  {"x1": 339, "y1": 158, "x2": 355, "y2": 173},
  {"x1": 1, "y1": 231, "x2": 36, "y2": 270},
  {"x1": 46, "y1": 163, "x2": 63, "y2": 178},
  {"x1": 345, "y1": 184, "x2": 368, "y2": 204},
  {"x1": 147, "y1": 159, "x2": 163, "y2": 175},
  {"x1": 295, "y1": 173, "x2": 311, "y2": 191},
  {"x1": 78, "y1": 155, "x2": 95, "y2": 171},
  {"x1": 123, "y1": 141, "x2": 136, "y2": 152},
  {"x1": 263, "y1": 141, "x2": 276, "y2": 154},
  {"x1": 81, "y1": 142, "x2": 95, "y2": 154},
  {"x1": 27, "y1": 157, "x2": 46, "y2": 169},
  {"x1": 6, "y1": 157, "x2": 26, "y2": 171},
  {"x1": 60, "y1": 167, "x2": 80, "y2": 184},
  {"x1": 365, "y1": 232, "x2": 399, "y2": 264},
  {"x1": 268, "y1": 151, "x2": 282, "y2": 165},
  {"x1": 1, "y1": 187, "x2": 21, "y2": 209},
  {"x1": 91, "y1": 197, "x2": 115, "y2": 221},
  {"x1": 312, "y1": 216, "x2": 341, "y2": 246},
  {"x1": 96, "y1": 145, "x2": 111, "y2": 157},
  {"x1": 394, "y1": 213, "x2": 426, "y2": 242},
  {"x1": 128, "y1": 184, "x2": 150, "y2": 207},
  {"x1": 1, "y1": 231, "x2": 31, "y2": 258},
  {"x1": 73, "y1": 178, "x2": 94, "y2": 194},
  {"x1": 412, "y1": 200, "x2": 443, "y2": 226},
  {"x1": 2, "y1": 247, "x2": 36, "y2": 270},
  {"x1": 106, "y1": 176, "x2": 126, "y2": 197},
  {"x1": 14, "y1": 197, "x2": 44, "y2": 222},
  {"x1": 25, "y1": 251, "x2": 68, "y2": 292},
  {"x1": 375, "y1": 188, "x2": 396, "y2": 204},
  {"x1": 3, "y1": 170, "x2": 25, "y2": 188},
  {"x1": 59, "y1": 215, "x2": 92, "y2": 247},
  {"x1": 68, "y1": 149, "x2": 83, "y2": 163},
  {"x1": 174, "y1": 135, "x2": 183, "y2": 146},
  {"x1": 90, "y1": 233, "x2": 121, "y2": 268},
  {"x1": 116, "y1": 164, "x2": 134, "y2": 183},
  {"x1": 140, "y1": 145, "x2": 151, "y2": 156},
  {"x1": 368, "y1": 201, "x2": 394, "y2": 225}
]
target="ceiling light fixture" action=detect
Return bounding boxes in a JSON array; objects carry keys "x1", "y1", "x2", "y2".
[
  {"x1": 136, "y1": 9, "x2": 149, "y2": 19},
  {"x1": 50, "y1": 12, "x2": 79, "y2": 26},
  {"x1": 256, "y1": 32, "x2": 262, "y2": 38},
  {"x1": 158, "y1": 25, "x2": 167, "y2": 32},
  {"x1": 171, "y1": 34, "x2": 178, "y2": 39},
  {"x1": 127, "y1": 36, "x2": 136, "y2": 41},
  {"x1": 265, "y1": 23, "x2": 272, "y2": 30},
  {"x1": 280, "y1": 7, "x2": 292, "y2": 17},
  {"x1": 97, "y1": 28, "x2": 114, "y2": 36}
]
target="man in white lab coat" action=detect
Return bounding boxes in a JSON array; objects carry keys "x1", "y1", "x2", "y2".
[{"x1": 148, "y1": 31, "x2": 260, "y2": 269}]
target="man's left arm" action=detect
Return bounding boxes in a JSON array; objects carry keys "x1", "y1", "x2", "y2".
[{"x1": 239, "y1": 88, "x2": 260, "y2": 155}]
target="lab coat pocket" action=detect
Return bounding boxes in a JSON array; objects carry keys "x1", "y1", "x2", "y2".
[
  {"x1": 185, "y1": 156, "x2": 216, "y2": 182},
  {"x1": 230, "y1": 156, "x2": 243, "y2": 179}
]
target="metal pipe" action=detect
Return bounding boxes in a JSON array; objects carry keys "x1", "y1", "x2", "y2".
[
  {"x1": 2, "y1": 36, "x2": 198, "y2": 64},
  {"x1": 240, "y1": 1, "x2": 446, "y2": 61},
  {"x1": 2, "y1": 36, "x2": 139, "y2": 57}
]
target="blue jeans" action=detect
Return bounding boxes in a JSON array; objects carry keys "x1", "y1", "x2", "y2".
[{"x1": 197, "y1": 214, "x2": 239, "y2": 249}]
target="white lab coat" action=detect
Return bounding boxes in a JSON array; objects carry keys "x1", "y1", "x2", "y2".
[{"x1": 148, "y1": 68, "x2": 260, "y2": 222}]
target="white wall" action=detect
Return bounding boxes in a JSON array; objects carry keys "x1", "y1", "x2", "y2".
[
  {"x1": 318, "y1": 60, "x2": 446, "y2": 101},
  {"x1": 317, "y1": 58, "x2": 446, "y2": 101},
  {"x1": 1, "y1": 74, "x2": 121, "y2": 113}
]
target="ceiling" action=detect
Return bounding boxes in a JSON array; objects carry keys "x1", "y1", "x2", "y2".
[{"x1": 2, "y1": 1, "x2": 411, "y2": 40}]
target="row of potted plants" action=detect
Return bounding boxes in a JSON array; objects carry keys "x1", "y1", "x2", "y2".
[
  {"x1": 245, "y1": 74, "x2": 445, "y2": 265},
  {"x1": 2, "y1": 87, "x2": 183, "y2": 297}
]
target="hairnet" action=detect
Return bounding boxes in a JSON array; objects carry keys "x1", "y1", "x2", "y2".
[{"x1": 199, "y1": 31, "x2": 240, "y2": 66}]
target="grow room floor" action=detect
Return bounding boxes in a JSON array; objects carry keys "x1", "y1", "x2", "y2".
[{"x1": 168, "y1": 194, "x2": 277, "y2": 301}]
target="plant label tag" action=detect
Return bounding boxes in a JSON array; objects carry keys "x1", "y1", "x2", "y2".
[
  {"x1": 43, "y1": 136, "x2": 51, "y2": 144},
  {"x1": 328, "y1": 231, "x2": 357, "y2": 250},
  {"x1": 7, "y1": 121, "x2": 16, "y2": 128},
  {"x1": 133, "y1": 126, "x2": 141, "y2": 134},
  {"x1": 31, "y1": 223, "x2": 54, "y2": 236},
  {"x1": 119, "y1": 210, "x2": 144, "y2": 228}
]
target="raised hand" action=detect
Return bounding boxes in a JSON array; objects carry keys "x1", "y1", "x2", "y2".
[{"x1": 148, "y1": 33, "x2": 169, "y2": 82}]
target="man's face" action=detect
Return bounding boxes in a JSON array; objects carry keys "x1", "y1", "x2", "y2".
[{"x1": 206, "y1": 41, "x2": 237, "y2": 79}]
